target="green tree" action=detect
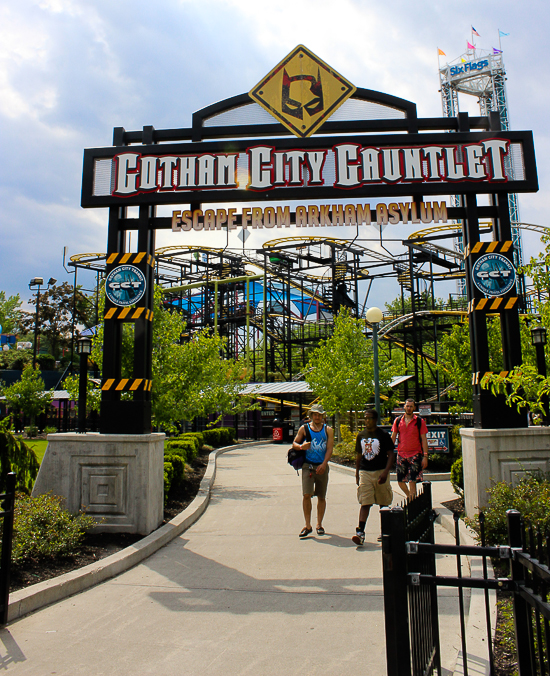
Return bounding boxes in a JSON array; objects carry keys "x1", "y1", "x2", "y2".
[
  {"x1": 65, "y1": 286, "x2": 256, "y2": 430},
  {"x1": 438, "y1": 320, "x2": 473, "y2": 410},
  {"x1": 0, "y1": 364, "x2": 53, "y2": 434},
  {"x1": 0, "y1": 292, "x2": 22, "y2": 334},
  {"x1": 305, "y1": 308, "x2": 396, "y2": 429},
  {"x1": 481, "y1": 232, "x2": 550, "y2": 416},
  {"x1": 384, "y1": 291, "x2": 445, "y2": 316},
  {"x1": 19, "y1": 283, "x2": 95, "y2": 360},
  {"x1": 0, "y1": 417, "x2": 40, "y2": 493}
]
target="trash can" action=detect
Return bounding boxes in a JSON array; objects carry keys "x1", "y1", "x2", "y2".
[
  {"x1": 285, "y1": 421, "x2": 295, "y2": 443},
  {"x1": 272, "y1": 418, "x2": 283, "y2": 444}
]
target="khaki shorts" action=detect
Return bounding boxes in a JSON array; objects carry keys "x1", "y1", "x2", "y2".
[
  {"x1": 357, "y1": 470, "x2": 393, "y2": 506},
  {"x1": 302, "y1": 463, "x2": 330, "y2": 499}
]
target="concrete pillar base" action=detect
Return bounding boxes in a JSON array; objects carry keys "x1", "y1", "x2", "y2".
[
  {"x1": 32, "y1": 433, "x2": 165, "y2": 535},
  {"x1": 461, "y1": 427, "x2": 550, "y2": 516}
]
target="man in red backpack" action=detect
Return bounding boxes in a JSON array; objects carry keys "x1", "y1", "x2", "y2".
[{"x1": 391, "y1": 398, "x2": 429, "y2": 499}]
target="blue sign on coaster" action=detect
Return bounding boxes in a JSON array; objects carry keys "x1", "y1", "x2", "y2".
[
  {"x1": 472, "y1": 253, "x2": 516, "y2": 297},
  {"x1": 105, "y1": 265, "x2": 146, "y2": 307}
]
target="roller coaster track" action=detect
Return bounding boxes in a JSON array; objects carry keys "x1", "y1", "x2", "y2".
[
  {"x1": 382, "y1": 335, "x2": 438, "y2": 367},
  {"x1": 378, "y1": 310, "x2": 467, "y2": 338}
]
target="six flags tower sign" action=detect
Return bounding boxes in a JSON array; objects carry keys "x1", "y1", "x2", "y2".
[{"x1": 80, "y1": 44, "x2": 538, "y2": 433}]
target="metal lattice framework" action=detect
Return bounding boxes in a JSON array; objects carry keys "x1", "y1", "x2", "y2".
[
  {"x1": 439, "y1": 49, "x2": 524, "y2": 289},
  {"x1": 70, "y1": 220, "x2": 548, "y2": 404}
]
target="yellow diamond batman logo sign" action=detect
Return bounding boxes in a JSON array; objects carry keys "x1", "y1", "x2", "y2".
[{"x1": 249, "y1": 45, "x2": 356, "y2": 138}]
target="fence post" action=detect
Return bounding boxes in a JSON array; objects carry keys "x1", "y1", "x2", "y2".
[
  {"x1": 507, "y1": 509, "x2": 534, "y2": 676},
  {"x1": 0, "y1": 472, "x2": 16, "y2": 626},
  {"x1": 381, "y1": 506, "x2": 412, "y2": 676}
]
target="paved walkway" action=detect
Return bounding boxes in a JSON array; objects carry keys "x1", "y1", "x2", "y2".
[{"x1": 0, "y1": 444, "x2": 462, "y2": 675}]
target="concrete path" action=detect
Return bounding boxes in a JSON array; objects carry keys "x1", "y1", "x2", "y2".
[{"x1": 0, "y1": 444, "x2": 463, "y2": 676}]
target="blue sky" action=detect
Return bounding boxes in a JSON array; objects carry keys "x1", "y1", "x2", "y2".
[{"x1": 1, "y1": 0, "x2": 548, "y2": 309}]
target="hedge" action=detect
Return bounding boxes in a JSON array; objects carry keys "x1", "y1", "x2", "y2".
[
  {"x1": 201, "y1": 427, "x2": 235, "y2": 447},
  {"x1": 165, "y1": 439, "x2": 197, "y2": 462},
  {"x1": 181, "y1": 432, "x2": 204, "y2": 448},
  {"x1": 163, "y1": 427, "x2": 235, "y2": 498},
  {"x1": 164, "y1": 451, "x2": 186, "y2": 490}
]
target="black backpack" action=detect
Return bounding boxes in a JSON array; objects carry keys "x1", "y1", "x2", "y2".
[
  {"x1": 287, "y1": 423, "x2": 313, "y2": 472},
  {"x1": 395, "y1": 414, "x2": 423, "y2": 443}
]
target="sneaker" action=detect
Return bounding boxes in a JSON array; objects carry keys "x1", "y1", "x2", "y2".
[{"x1": 352, "y1": 530, "x2": 365, "y2": 546}]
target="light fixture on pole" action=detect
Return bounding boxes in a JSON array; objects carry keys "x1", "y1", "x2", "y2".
[
  {"x1": 28, "y1": 277, "x2": 57, "y2": 369},
  {"x1": 28, "y1": 277, "x2": 44, "y2": 369},
  {"x1": 366, "y1": 306, "x2": 383, "y2": 417},
  {"x1": 76, "y1": 337, "x2": 92, "y2": 433}
]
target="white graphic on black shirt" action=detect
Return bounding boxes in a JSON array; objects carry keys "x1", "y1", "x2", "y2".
[{"x1": 361, "y1": 437, "x2": 381, "y2": 461}]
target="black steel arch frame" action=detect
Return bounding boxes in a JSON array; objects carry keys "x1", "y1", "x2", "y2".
[{"x1": 81, "y1": 81, "x2": 537, "y2": 432}]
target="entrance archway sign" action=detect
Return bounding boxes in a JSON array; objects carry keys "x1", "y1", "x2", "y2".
[{"x1": 81, "y1": 44, "x2": 538, "y2": 432}]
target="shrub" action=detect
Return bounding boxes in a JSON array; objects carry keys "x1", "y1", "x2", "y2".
[
  {"x1": 37, "y1": 354, "x2": 56, "y2": 370},
  {"x1": 163, "y1": 462, "x2": 174, "y2": 500},
  {"x1": 465, "y1": 472, "x2": 550, "y2": 546},
  {"x1": 25, "y1": 425, "x2": 39, "y2": 439},
  {"x1": 427, "y1": 453, "x2": 455, "y2": 472},
  {"x1": 450, "y1": 425, "x2": 463, "y2": 458},
  {"x1": 164, "y1": 451, "x2": 186, "y2": 491},
  {"x1": 332, "y1": 424, "x2": 357, "y2": 463},
  {"x1": 450, "y1": 457, "x2": 464, "y2": 498},
  {"x1": 44, "y1": 426, "x2": 57, "y2": 435},
  {"x1": 175, "y1": 435, "x2": 200, "y2": 457},
  {"x1": 180, "y1": 432, "x2": 204, "y2": 448},
  {"x1": 202, "y1": 427, "x2": 235, "y2": 447},
  {"x1": 11, "y1": 493, "x2": 97, "y2": 563},
  {"x1": 166, "y1": 439, "x2": 196, "y2": 462}
]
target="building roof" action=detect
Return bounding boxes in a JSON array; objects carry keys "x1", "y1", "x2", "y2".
[{"x1": 241, "y1": 382, "x2": 312, "y2": 395}]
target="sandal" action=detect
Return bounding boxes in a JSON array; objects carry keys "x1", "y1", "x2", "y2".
[
  {"x1": 316, "y1": 526, "x2": 325, "y2": 536},
  {"x1": 299, "y1": 527, "x2": 313, "y2": 538}
]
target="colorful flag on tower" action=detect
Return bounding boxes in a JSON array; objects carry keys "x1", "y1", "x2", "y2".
[
  {"x1": 467, "y1": 41, "x2": 475, "y2": 49},
  {"x1": 493, "y1": 47, "x2": 502, "y2": 55},
  {"x1": 438, "y1": 48, "x2": 446, "y2": 56},
  {"x1": 472, "y1": 26, "x2": 480, "y2": 36},
  {"x1": 499, "y1": 30, "x2": 509, "y2": 37}
]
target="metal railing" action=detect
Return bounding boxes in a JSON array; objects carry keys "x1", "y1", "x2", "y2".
[
  {"x1": 381, "y1": 484, "x2": 549, "y2": 676},
  {"x1": 0, "y1": 473, "x2": 16, "y2": 625}
]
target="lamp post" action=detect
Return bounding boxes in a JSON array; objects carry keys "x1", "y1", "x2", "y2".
[
  {"x1": 76, "y1": 337, "x2": 92, "y2": 433},
  {"x1": 366, "y1": 306, "x2": 383, "y2": 417},
  {"x1": 28, "y1": 277, "x2": 57, "y2": 369},
  {"x1": 531, "y1": 326, "x2": 548, "y2": 424}
]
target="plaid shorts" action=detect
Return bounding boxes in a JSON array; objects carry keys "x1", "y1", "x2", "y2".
[{"x1": 396, "y1": 453, "x2": 424, "y2": 483}]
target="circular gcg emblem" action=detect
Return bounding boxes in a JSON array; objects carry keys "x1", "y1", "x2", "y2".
[
  {"x1": 105, "y1": 265, "x2": 146, "y2": 307},
  {"x1": 472, "y1": 253, "x2": 516, "y2": 297}
]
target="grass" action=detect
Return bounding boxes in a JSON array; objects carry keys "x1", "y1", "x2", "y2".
[{"x1": 25, "y1": 439, "x2": 48, "y2": 465}]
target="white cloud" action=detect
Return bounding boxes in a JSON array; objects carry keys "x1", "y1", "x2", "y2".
[{"x1": 1, "y1": 0, "x2": 549, "y2": 304}]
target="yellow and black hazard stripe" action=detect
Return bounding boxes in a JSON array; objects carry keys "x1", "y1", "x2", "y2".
[
  {"x1": 106, "y1": 252, "x2": 155, "y2": 268},
  {"x1": 101, "y1": 378, "x2": 152, "y2": 392},
  {"x1": 465, "y1": 241, "x2": 513, "y2": 257},
  {"x1": 104, "y1": 307, "x2": 153, "y2": 321},
  {"x1": 472, "y1": 371, "x2": 510, "y2": 386},
  {"x1": 468, "y1": 297, "x2": 518, "y2": 313}
]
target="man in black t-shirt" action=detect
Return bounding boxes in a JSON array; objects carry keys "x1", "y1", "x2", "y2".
[{"x1": 352, "y1": 409, "x2": 395, "y2": 546}]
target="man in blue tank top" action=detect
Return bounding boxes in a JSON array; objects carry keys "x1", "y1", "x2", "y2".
[{"x1": 291, "y1": 403, "x2": 334, "y2": 538}]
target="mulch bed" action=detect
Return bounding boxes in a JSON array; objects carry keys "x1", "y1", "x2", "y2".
[
  {"x1": 9, "y1": 448, "x2": 210, "y2": 593},
  {"x1": 440, "y1": 497, "x2": 464, "y2": 516}
]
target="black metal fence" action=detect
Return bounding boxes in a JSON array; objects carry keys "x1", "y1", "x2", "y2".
[
  {"x1": 0, "y1": 473, "x2": 16, "y2": 625},
  {"x1": 381, "y1": 482, "x2": 550, "y2": 676}
]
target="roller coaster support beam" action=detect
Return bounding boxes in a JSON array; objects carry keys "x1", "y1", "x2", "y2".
[{"x1": 463, "y1": 191, "x2": 525, "y2": 428}]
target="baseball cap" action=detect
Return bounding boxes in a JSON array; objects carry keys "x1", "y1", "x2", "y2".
[{"x1": 309, "y1": 403, "x2": 325, "y2": 415}]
